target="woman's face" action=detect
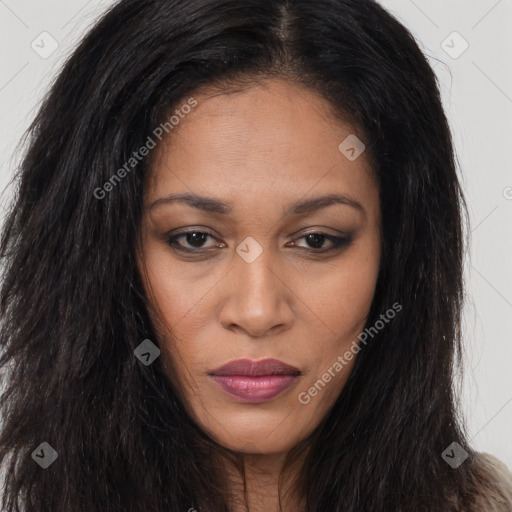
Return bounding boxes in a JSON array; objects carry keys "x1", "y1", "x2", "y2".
[{"x1": 138, "y1": 79, "x2": 381, "y2": 455}]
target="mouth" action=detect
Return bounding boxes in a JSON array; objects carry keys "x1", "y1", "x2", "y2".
[{"x1": 208, "y1": 358, "x2": 301, "y2": 403}]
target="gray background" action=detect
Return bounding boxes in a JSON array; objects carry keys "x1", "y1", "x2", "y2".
[{"x1": 0, "y1": 0, "x2": 511, "y2": 469}]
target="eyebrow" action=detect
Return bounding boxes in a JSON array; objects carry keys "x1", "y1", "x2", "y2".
[{"x1": 148, "y1": 192, "x2": 365, "y2": 216}]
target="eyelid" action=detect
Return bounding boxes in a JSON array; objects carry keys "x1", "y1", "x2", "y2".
[
  {"x1": 165, "y1": 228, "x2": 352, "y2": 254},
  {"x1": 289, "y1": 232, "x2": 352, "y2": 251},
  {"x1": 166, "y1": 228, "x2": 223, "y2": 249}
]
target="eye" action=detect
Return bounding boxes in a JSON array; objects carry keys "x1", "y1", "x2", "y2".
[
  {"x1": 166, "y1": 229, "x2": 351, "y2": 255},
  {"x1": 166, "y1": 230, "x2": 224, "y2": 252},
  {"x1": 290, "y1": 232, "x2": 351, "y2": 252}
]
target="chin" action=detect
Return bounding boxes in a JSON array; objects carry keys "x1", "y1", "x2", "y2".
[{"x1": 201, "y1": 419, "x2": 305, "y2": 455}]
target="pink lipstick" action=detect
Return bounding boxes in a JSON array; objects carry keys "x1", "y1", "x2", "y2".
[{"x1": 208, "y1": 358, "x2": 301, "y2": 403}]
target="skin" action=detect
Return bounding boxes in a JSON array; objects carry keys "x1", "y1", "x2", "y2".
[{"x1": 137, "y1": 78, "x2": 381, "y2": 512}]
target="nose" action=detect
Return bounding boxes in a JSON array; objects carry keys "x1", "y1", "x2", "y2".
[{"x1": 218, "y1": 247, "x2": 294, "y2": 338}]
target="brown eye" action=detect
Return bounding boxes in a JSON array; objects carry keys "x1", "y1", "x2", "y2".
[
  {"x1": 292, "y1": 232, "x2": 352, "y2": 252},
  {"x1": 166, "y1": 230, "x2": 351, "y2": 256},
  {"x1": 167, "y1": 231, "x2": 224, "y2": 252}
]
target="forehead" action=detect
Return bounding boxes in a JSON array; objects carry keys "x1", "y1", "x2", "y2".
[{"x1": 146, "y1": 79, "x2": 377, "y2": 216}]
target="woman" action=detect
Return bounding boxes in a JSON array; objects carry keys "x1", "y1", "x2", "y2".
[{"x1": 0, "y1": 0, "x2": 511, "y2": 510}]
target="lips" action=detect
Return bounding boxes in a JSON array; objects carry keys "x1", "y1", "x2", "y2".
[
  {"x1": 210, "y1": 358, "x2": 301, "y2": 377},
  {"x1": 208, "y1": 358, "x2": 301, "y2": 403}
]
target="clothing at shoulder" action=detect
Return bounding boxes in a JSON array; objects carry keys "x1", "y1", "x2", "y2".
[{"x1": 471, "y1": 452, "x2": 512, "y2": 512}]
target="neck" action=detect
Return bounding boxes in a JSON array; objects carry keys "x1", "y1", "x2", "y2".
[{"x1": 217, "y1": 448, "x2": 308, "y2": 512}]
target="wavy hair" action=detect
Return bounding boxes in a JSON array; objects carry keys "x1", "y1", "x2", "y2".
[{"x1": 0, "y1": 0, "x2": 487, "y2": 510}]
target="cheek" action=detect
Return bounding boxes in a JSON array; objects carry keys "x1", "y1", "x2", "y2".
[
  {"x1": 141, "y1": 248, "x2": 213, "y2": 332},
  {"x1": 298, "y1": 238, "x2": 380, "y2": 396},
  {"x1": 329, "y1": 260, "x2": 379, "y2": 327},
  {"x1": 139, "y1": 250, "x2": 226, "y2": 394},
  {"x1": 308, "y1": 240, "x2": 380, "y2": 334}
]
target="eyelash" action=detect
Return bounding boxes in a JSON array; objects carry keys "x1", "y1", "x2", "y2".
[{"x1": 165, "y1": 230, "x2": 352, "y2": 255}]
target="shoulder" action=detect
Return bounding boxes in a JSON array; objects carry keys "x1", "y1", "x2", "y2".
[{"x1": 469, "y1": 452, "x2": 512, "y2": 512}]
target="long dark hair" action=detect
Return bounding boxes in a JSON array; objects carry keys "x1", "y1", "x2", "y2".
[{"x1": 0, "y1": 0, "x2": 491, "y2": 510}]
